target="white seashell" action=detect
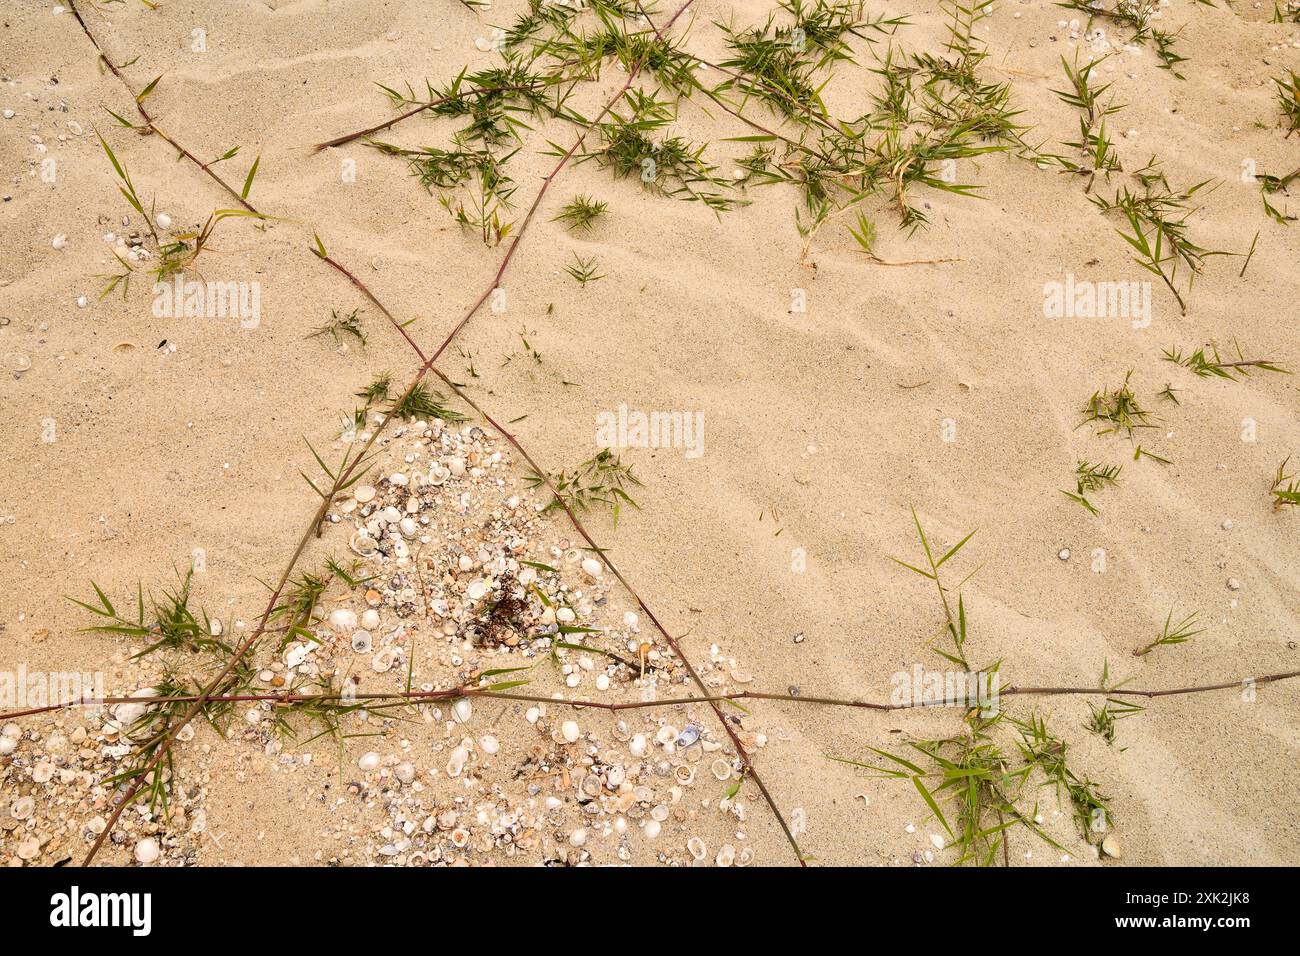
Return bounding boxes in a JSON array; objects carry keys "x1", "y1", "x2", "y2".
[
  {"x1": 446, "y1": 745, "x2": 469, "y2": 777},
  {"x1": 350, "y1": 532, "x2": 378, "y2": 556},
  {"x1": 156, "y1": 212, "x2": 172, "y2": 230},
  {"x1": 569, "y1": 828, "x2": 587, "y2": 847},
  {"x1": 134, "y1": 838, "x2": 160, "y2": 864},
  {"x1": 711, "y1": 759, "x2": 732, "y2": 781},
  {"x1": 930, "y1": 833, "x2": 945, "y2": 851},
  {"x1": 581, "y1": 557, "x2": 603, "y2": 578},
  {"x1": 656, "y1": 725, "x2": 678, "y2": 746},
  {"x1": 354, "y1": 485, "x2": 376, "y2": 503},
  {"x1": 687, "y1": 836, "x2": 707, "y2": 861},
  {"x1": 16, "y1": 835, "x2": 40, "y2": 860},
  {"x1": 372, "y1": 648, "x2": 398, "y2": 672},
  {"x1": 595, "y1": 674, "x2": 610, "y2": 692},
  {"x1": 285, "y1": 643, "x2": 312, "y2": 668},
  {"x1": 644, "y1": 820, "x2": 661, "y2": 839},
  {"x1": 360, "y1": 609, "x2": 380, "y2": 630},
  {"x1": 351, "y1": 630, "x2": 373, "y2": 653},
  {"x1": 612, "y1": 720, "x2": 631, "y2": 742},
  {"x1": 561, "y1": 720, "x2": 581, "y2": 743},
  {"x1": 624, "y1": 611, "x2": 640, "y2": 632},
  {"x1": 452, "y1": 698, "x2": 472, "y2": 723},
  {"x1": 328, "y1": 609, "x2": 357, "y2": 634},
  {"x1": 629, "y1": 734, "x2": 647, "y2": 757},
  {"x1": 358, "y1": 751, "x2": 380, "y2": 772},
  {"x1": 388, "y1": 472, "x2": 408, "y2": 487},
  {"x1": 556, "y1": 606, "x2": 576, "y2": 624},
  {"x1": 674, "y1": 765, "x2": 695, "y2": 785},
  {"x1": 1101, "y1": 833, "x2": 1122, "y2": 859},
  {"x1": 480, "y1": 735, "x2": 500, "y2": 755},
  {"x1": 525, "y1": 707, "x2": 540, "y2": 724},
  {"x1": 112, "y1": 687, "x2": 158, "y2": 728},
  {"x1": 52, "y1": 233, "x2": 67, "y2": 250},
  {"x1": 448, "y1": 457, "x2": 466, "y2": 477},
  {"x1": 466, "y1": 579, "x2": 488, "y2": 601},
  {"x1": 428, "y1": 465, "x2": 450, "y2": 485},
  {"x1": 716, "y1": 844, "x2": 736, "y2": 867},
  {"x1": 11, "y1": 796, "x2": 35, "y2": 820},
  {"x1": 395, "y1": 761, "x2": 416, "y2": 783},
  {"x1": 450, "y1": 827, "x2": 470, "y2": 847}
]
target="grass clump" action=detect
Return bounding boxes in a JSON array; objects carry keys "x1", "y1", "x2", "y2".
[
  {"x1": 552, "y1": 194, "x2": 608, "y2": 231},
  {"x1": 308, "y1": 307, "x2": 366, "y2": 347},
  {"x1": 526, "y1": 449, "x2": 643, "y2": 527},
  {"x1": 1271, "y1": 457, "x2": 1300, "y2": 509},
  {"x1": 1134, "y1": 607, "x2": 1202, "y2": 657},
  {"x1": 1161, "y1": 340, "x2": 1289, "y2": 380},
  {"x1": 1079, "y1": 371, "x2": 1155, "y2": 439},
  {"x1": 1061, "y1": 460, "x2": 1121, "y2": 515}
]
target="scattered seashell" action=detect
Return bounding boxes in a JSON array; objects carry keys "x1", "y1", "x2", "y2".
[
  {"x1": 452, "y1": 698, "x2": 472, "y2": 723},
  {"x1": 446, "y1": 745, "x2": 469, "y2": 777},
  {"x1": 675, "y1": 724, "x2": 701, "y2": 748},
  {"x1": 134, "y1": 837, "x2": 160, "y2": 864},
  {"x1": 1101, "y1": 833, "x2": 1122, "y2": 859},
  {"x1": 350, "y1": 532, "x2": 377, "y2": 556},
  {"x1": 466, "y1": 579, "x2": 488, "y2": 601},
  {"x1": 480, "y1": 735, "x2": 500, "y2": 755},
  {"x1": 372, "y1": 648, "x2": 398, "y2": 672},
  {"x1": 354, "y1": 485, "x2": 376, "y2": 503},
  {"x1": 644, "y1": 820, "x2": 661, "y2": 839},
  {"x1": 629, "y1": 734, "x2": 647, "y2": 757},
  {"x1": 716, "y1": 844, "x2": 736, "y2": 867},
  {"x1": 561, "y1": 720, "x2": 581, "y2": 743},
  {"x1": 351, "y1": 630, "x2": 373, "y2": 653},
  {"x1": 711, "y1": 758, "x2": 732, "y2": 781},
  {"x1": 581, "y1": 557, "x2": 603, "y2": 578},
  {"x1": 358, "y1": 751, "x2": 381, "y2": 772},
  {"x1": 328, "y1": 609, "x2": 358, "y2": 634},
  {"x1": 360, "y1": 609, "x2": 380, "y2": 630},
  {"x1": 686, "y1": 836, "x2": 707, "y2": 861}
]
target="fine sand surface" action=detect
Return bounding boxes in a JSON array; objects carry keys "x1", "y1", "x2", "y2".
[{"x1": 1, "y1": 0, "x2": 1298, "y2": 866}]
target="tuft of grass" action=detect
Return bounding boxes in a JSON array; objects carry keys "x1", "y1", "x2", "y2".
[
  {"x1": 357, "y1": 372, "x2": 393, "y2": 405},
  {"x1": 308, "y1": 307, "x2": 366, "y2": 347},
  {"x1": 1060, "y1": 460, "x2": 1121, "y2": 515},
  {"x1": 1085, "y1": 660, "x2": 1144, "y2": 746},
  {"x1": 552, "y1": 195, "x2": 608, "y2": 232},
  {"x1": 387, "y1": 381, "x2": 468, "y2": 423},
  {"x1": 564, "y1": 253, "x2": 606, "y2": 285},
  {"x1": 1270, "y1": 456, "x2": 1300, "y2": 509},
  {"x1": 1134, "y1": 607, "x2": 1202, "y2": 657},
  {"x1": 526, "y1": 449, "x2": 642, "y2": 527},
  {"x1": 1276, "y1": 70, "x2": 1300, "y2": 135},
  {"x1": 1079, "y1": 371, "x2": 1155, "y2": 439},
  {"x1": 1162, "y1": 340, "x2": 1290, "y2": 380}
]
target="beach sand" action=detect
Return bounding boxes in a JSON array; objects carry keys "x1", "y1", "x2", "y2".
[{"x1": 1, "y1": 0, "x2": 1297, "y2": 866}]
